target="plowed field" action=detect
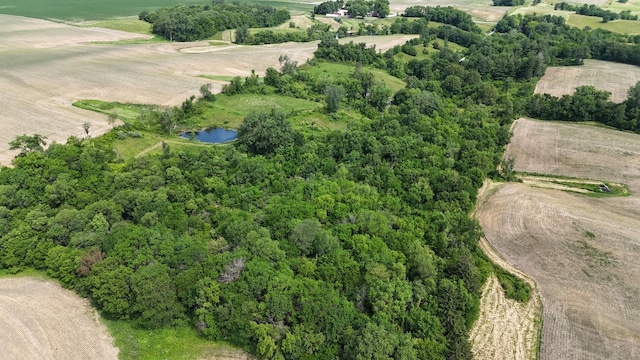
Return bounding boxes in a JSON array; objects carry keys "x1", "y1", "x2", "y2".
[
  {"x1": 534, "y1": 59, "x2": 640, "y2": 103},
  {"x1": 476, "y1": 118, "x2": 640, "y2": 359},
  {"x1": 0, "y1": 276, "x2": 118, "y2": 360}
]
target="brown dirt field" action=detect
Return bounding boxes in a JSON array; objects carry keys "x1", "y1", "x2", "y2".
[
  {"x1": 477, "y1": 118, "x2": 640, "y2": 359},
  {"x1": 470, "y1": 181, "x2": 542, "y2": 360},
  {"x1": 0, "y1": 276, "x2": 118, "y2": 360},
  {"x1": 534, "y1": 59, "x2": 640, "y2": 103},
  {"x1": 0, "y1": 14, "x2": 415, "y2": 165}
]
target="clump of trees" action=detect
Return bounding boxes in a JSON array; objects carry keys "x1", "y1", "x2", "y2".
[
  {"x1": 313, "y1": 0, "x2": 390, "y2": 18},
  {"x1": 404, "y1": 6, "x2": 482, "y2": 33},
  {"x1": 527, "y1": 83, "x2": 640, "y2": 132},
  {"x1": 140, "y1": 2, "x2": 290, "y2": 41},
  {"x1": 554, "y1": 2, "x2": 638, "y2": 22},
  {"x1": 492, "y1": 0, "x2": 525, "y2": 6}
]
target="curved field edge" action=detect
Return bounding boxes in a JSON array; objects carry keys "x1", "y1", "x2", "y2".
[
  {"x1": 0, "y1": 271, "x2": 252, "y2": 360},
  {"x1": 0, "y1": 273, "x2": 119, "y2": 360},
  {"x1": 470, "y1": 180, "x2": 543, "y2": 360}
]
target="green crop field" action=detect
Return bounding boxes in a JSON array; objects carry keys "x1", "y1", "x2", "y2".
[
  {"x1": 0, "y1": 0, "x2": 312, "y2": 21},
  {"x1": 0, "y1": 0, "x2": 210, "y2": 21}
]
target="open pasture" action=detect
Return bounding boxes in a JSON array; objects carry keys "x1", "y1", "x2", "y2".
[
  {"x1": 535, "y1": 59, "x2": 640, "y2": 103},
  {"x1": 0, "y1": 276, "x2": 118, "y2": 359},
  {"x1": 476, "y1": 118, "x2": 640, "y2": 359},
  {"x1": 0, "y1": 14, "x2": 414, "y2": 165},
  {"x1": 0, "y1": 0, "x2": 209, "y2": 21}
]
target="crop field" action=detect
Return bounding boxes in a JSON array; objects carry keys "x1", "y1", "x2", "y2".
[
  {"x1": 0, "y1": 14, "x2": 414, "y2": 165},
  {"x1": 535, "y1": 59, "x2": 640, "y2": 103},
  {"x1": 0, "y1": 0, "x2": 210, "y2": 21},
  {"x1": 476, "y1": 118, "x2": 640, "y2": 359},
  {"x1": 470, "y1": 182, "x2": 542, "y2": 360},
  {"x1": 0, "y1": 276, "x2": 118, "y2": 359}
]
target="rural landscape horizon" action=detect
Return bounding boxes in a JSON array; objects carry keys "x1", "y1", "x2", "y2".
[{"x1": 1, "y1": 0, "x2": 640, "y2": 359}]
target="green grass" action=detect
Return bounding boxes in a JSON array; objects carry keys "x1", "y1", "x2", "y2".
[
  {"x1": 302, "y1": 62, "x2": 406, "y2": 93},
  {"x1": 518, "y1": 172, "x2": 631, "y2": 197},
  {"x1": 0, "y1": 267, "x2": 47, "y2": 277},
  {"x1": 0, "y1": 0, "x2": 312, "y2": 21},
  {"x1": 105, "y1": 321, "x2": 249, "y2": 360},
  {"x1": 568, "y1": 14, "x2": 640, "y2": 34},
  {"x1": 198, "y1": 75, "x2": 235, "y2": 82},
  {"x1": 84, "y1": 18, "x2": 153, "y2": 34},
  {"x1": 73, "y1": 100, "x2": 158, "y2": 122},
  {"x1": 395, "y1": 39, "x2": 467, "y2": 61},
  {"x1": 196, "y1": 94, "x2": 322, "y2": 129},
  {"x1": 493, "y1": 264, "x2": 531, "y2": 303},
  {"x1": 0, "y1": 0, "x2": 210, "y2": 21}
]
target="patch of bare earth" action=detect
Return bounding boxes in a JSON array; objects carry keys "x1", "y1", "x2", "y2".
[
  {"x1": 0, "y1": 14, "x2": 415, "y2": 165},
  {"x1": 0, "y1": 276, "x2": 118, "y2": 360},
  {"x1": 535, "y1": 59, "x2": 640, "y2": 103},
  {"x1": 470, "y1": 181, "x2": 542, "y2": 360},
  {"x1": 477, "y1": 118, "x2": 640, "y2": 359}
]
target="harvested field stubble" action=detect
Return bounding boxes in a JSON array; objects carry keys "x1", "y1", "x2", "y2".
[
  {"x1": 0, "y1": 276, "x2": 118, "y2": 359},
  {"x1": 535, "y1": 59, "x2": 640, "y2": 103},
  {"x1": 0, "y1": 14, "x2": 414, "y2": 165},
  {"x1": 478, "y1": 118, "x2": 640, "y2": 359},
  {"x1": 470, "y1": 180, "x2": 542, "y2": 360}
]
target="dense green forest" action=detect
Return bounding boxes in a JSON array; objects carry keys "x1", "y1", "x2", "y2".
[{"x1": 5, "y1": 6, "x2": 640, "y2": 360}]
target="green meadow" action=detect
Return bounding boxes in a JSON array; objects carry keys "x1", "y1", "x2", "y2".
[{"x1": 0, "y1": 0, "x2": 312, "y2": 21}]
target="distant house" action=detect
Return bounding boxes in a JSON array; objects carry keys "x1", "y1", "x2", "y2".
[{"x1": 326, "y1": 8, "x2": 349, "y2": 17}]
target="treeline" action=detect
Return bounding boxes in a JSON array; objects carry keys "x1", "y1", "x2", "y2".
[
  {"x1": 313, "y1": 0, "x2": 390, "y2": 18},
  {"x1": 237, "y1": 23, "x2": 333, "y2": 45},
  {"x1": 554, "y1": 2, "x2": 638, "y2": 22},
  {"x1": 403, "y1": 6, "x2": 482, "y2": 33},
  {"x1": 243, "y1": 17, "x2": 431, "y2": 45},
  {"x1": 492, "y1": 0, "x2": 525, "y2": 6},
  {"x1": 527, "y1": 83, "x2": 640, "y2": 132},
  {"x1": 139, "y1": 2, "x2": 290, "y2": 41}
]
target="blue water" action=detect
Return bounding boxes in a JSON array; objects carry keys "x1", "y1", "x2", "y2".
[{"x1": 181, "y1": 128, "x2": 237, "y2": 143}]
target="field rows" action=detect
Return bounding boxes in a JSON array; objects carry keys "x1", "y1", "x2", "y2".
[
  {"x1": 0, "y1": 277, "x2": 118, "y2": 359},
  {"x1": 478, "y1": 118, "x2": 640, "y2": 359}
]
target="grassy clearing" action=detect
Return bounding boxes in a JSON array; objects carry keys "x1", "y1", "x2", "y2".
[
  {"x1": 517, "y1": 172, "x2": 630, "y2": 197},
  {"x1": 0, "y1": 0, "x2": 210, "y2": 21},
  {"x1": 106, "y1": 321, "x2": 250, "y2": 360},
  {"x1": 74, "y1": 100, "x2": 158, "y2": 122},
  {"x1": 84, "y1": 18, "x2": 153, "y2": 34},
  {"x1": 197, "y1": 94, "x2": 322, "y2": 129},
  {"x1": 395, "y1": 39, "x2": 467, "y2": 61},
  {"x1": 302, "y1": 62, "x2": 406, "y2": 93},
  {"x1": 76, "y1": 94, "x2": 352, "y2": 157},
  {"x1": 568, "y1": 15, "x2": 640, "y2": 34},
  {"x1": 493, "y1": 263, "x2": 531, "y2": 303}
]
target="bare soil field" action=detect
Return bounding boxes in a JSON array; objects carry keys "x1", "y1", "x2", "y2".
[
  {"x1": 534, "y1": 59, "x2": 640, "y2": 103},
  {"x1": 476, "y1": 118, "x2": 640, "y2": 359},
  {"x1": 0, "y1": 14, "x2": 415, "y2": 165},
  {"x1": 470, "y1": 180, "x2": 542, "y2": 360},
  {"x1": 0, "y1": 276, "x2": 118, "y2": 359}
]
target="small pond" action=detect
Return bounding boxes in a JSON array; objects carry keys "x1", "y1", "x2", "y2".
[{"x1": 181, "y1": 128, "x2": 237, "y2": 143}]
